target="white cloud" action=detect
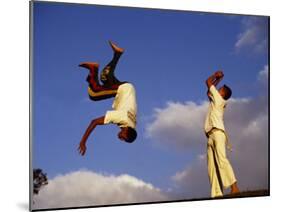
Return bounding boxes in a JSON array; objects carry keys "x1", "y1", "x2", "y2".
[
  {"x1": 171, "y1": 154, "x2": 209, "y2": 199},
  {"x1": 146, "y1": 101, "x2": 208, "y2": 151},
  {"x1": 33, "y1": 170, "x2": 167, "y2": 210},
  {"x1": 258, "y1": 65, "x2": 269, "y2": 86},
  {"x1": 235, "y1": 17, "x2": 268, "y2": 53},
  {"x1": 146, "y1": 65, "x2": 269, "y2": 197}
]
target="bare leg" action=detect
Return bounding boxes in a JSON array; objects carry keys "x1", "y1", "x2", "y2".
[
  {"x1": 79, "y1": 62, "x2": 102, "y2": 91},
  {"x1": 100, "y1": 41, "x2": 125, "y2": 87}
]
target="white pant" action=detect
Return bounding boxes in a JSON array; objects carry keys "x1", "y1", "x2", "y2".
[{"x1": 207, "y1": 130, "x2": 237, "y2": 197}]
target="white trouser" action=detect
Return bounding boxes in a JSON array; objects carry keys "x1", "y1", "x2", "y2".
[{"x1": 207, "y1": 129, "x2": 237, "y2": 198}]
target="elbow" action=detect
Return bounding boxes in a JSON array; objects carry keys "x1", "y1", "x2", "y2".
[{"x1": 90, "y1": 119, "x2": 97, "y2": 126}]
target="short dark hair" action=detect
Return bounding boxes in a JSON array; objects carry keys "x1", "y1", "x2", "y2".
[
  {"x1": 223, "y1": 84, "x2": 232, "y2": 100},
  {"x1": 125, "y1": 127, "x2": 137, "y2": 143}
]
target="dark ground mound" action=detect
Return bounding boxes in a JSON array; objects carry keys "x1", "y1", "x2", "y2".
[{"x1": 222, "y1": 189, "x2": 269, "y2": 198}]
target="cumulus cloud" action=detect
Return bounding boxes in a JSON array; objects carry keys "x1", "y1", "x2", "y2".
[
  {"x1": 146, "y1": 101, "x2": 208, "y2": 151},
  {"x1": 33, "y1": 170, "x2": 167, "y2": 210},
  {"x1": 258, "y1": 65, "x2": 269, "y2": 87},
  {"x1": 172, "y1": 154, "x2": 209, "y2": 199},
  {"x1": 146, "y1": 65, "x2": 269, "y2": 197},
  {"x1": 150, "y1": 96, "x2": 268, "y2": 197},
  {"x1": 235, "y1": 17, "x2": 268, "y2": 53}
]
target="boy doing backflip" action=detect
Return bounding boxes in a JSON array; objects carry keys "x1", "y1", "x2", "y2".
[
  {"x1": 78, "y1": 41, "x2": 137, "y2": 156},
  {"x1": 204, "y1": 71, "x2": 239, "y2": 198}
]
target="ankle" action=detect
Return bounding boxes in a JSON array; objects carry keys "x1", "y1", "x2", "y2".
[{"x1": 230, "y1": 182, "x2": 239, "y2": 193}]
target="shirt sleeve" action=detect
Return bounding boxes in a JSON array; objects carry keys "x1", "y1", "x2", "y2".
[{"x1": 209, "y1": 85, "x2": 225, "y2": 106}]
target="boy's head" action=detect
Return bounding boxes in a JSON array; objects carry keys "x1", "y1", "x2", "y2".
[
  {"x1": 118, "y1": 127, "x2": 137, "y2": 143},
  {"x1": 219, "y1": 84, "x2": 232, "y2": 100}
]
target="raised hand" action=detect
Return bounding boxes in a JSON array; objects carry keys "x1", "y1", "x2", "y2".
[{"x1": 214, "y1": 70, "x2": 224, "y2": 78}]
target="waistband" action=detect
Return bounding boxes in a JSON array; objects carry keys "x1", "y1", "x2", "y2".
[{"x1": 206, "y1": 128, "x2": 225, "y2": 137}]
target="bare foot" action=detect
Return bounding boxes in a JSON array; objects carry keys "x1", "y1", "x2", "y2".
[
  {"x1": 230, "y1": 182, "x2": 240, "y2": 194},
  {"x1": 79, "y1": 62, "x2": 99, "y2": 69},
  {"x1": 109, "y1": 41, "x2": 124, "y2": 54}
]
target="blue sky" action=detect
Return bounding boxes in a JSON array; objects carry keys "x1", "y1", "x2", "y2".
[{"x1": 32, "y1": 1, "x2": 269, "y2": 206}]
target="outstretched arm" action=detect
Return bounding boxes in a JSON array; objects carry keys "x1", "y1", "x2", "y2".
[
  {"x1": 206, "y1": 71, "x2": 224, "y2": 99},
  {"x1": 78, "y1": 116, "x2": 105, "y2": 156}
]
